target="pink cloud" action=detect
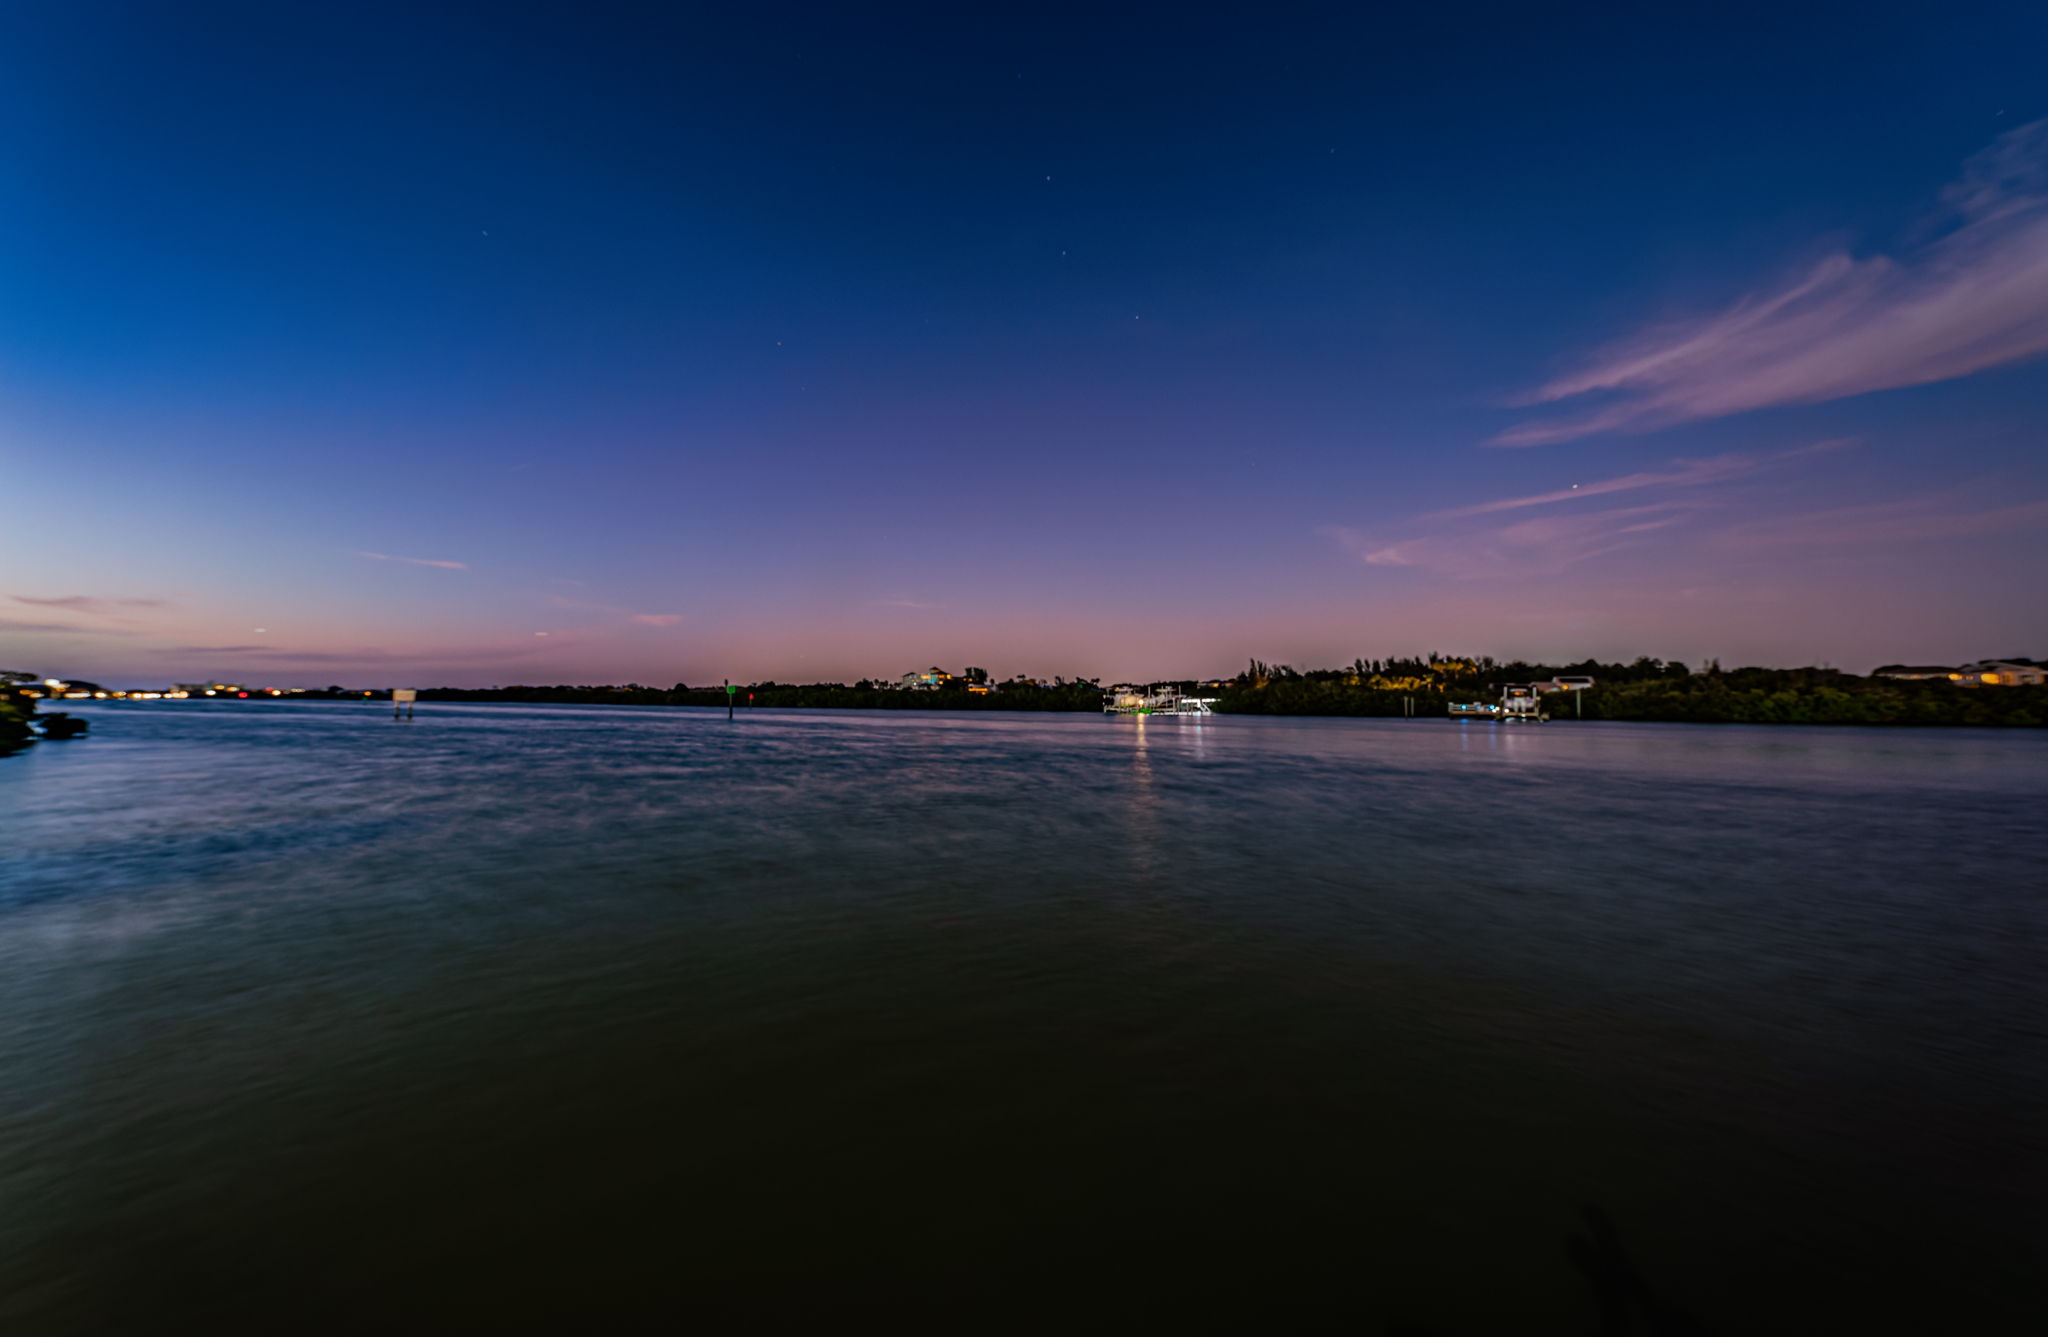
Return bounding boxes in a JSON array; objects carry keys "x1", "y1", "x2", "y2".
[
  {"x1": 1325, "y1": 502, "x2": 1697, "y2": 580},
  {"x1": 157, "y1": 642, "x2": 561, "y2": 665},
  {"x1": 358, "y1": 551, "x2": 469, "y2": 570},
  {"x1": 1711, "y1": 493, "x2": 2048, "y2": 549},
  {"x1": 1326, "y1": 438, "x2": 1861, "y2": 579},
  {"x1": 1431, "y1": 439, "x2": 1852, "y2": 519},
  {"x1": 1497, "y1": 121, "x2": 2048, "y2": 445},
  {"x1": 0, "y1": 619, "x2": 139, "y2": 636},
  {"x1": 543, "y1": 593, "x2": 682, "y2": 628},
  {"x1": 12, "y1": 595, "x2": 168, "y2": 613},
  {"x1": 1331, "y1": 436, "x2": 2042, "y2": 581}
]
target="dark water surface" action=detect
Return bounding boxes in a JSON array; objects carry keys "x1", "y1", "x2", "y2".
[{"x1": 3, "y1": 701, "x2": 2043, "y2": 1333}]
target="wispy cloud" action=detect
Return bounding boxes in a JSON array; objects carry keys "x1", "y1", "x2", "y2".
[
  {"x1": 358, "y1": 551, "x2": 469, "y2": 570},
  {"x1": 0, "y1": 619, "x2": 140, "y2": 636},
  {"x1": 1711, "y1": 493, "x2": 2048, "y2": 549},
  {"x1": 1331, "y1": 439, "x2": 2041, "y2": 578},
  {"x1": 158, "y1": 643, "x2": 554, "y2": 664},
  {"x1": 1327, "y1": 503, "x2": 1696, "y2": 579},
  {"x1": 1431, "y1": 439, "x2": 1852, "y2": 520},
  {"x1": 1497, "y1": 121, "x2": 2048, "y2": 445},
  {"x1": 1328, "y1": 439, "x2": 1856, "y2": 578},
  {"x1": 12, "y1": 595, "x2": 168, "y2": 613},
  {"x1": 543, "y1": 593, "x2": 682, "y2": 628}
]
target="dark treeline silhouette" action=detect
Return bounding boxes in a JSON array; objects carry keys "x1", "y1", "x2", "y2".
[
  {"x1": 418, "y1": 677, "x2": 1110, "y2": 712},
  {"x1": 1, "y1": 670, "x2": 90, "y2": 755},
  {"x1": 1219, "y1": 654, "x2": 2048, "y2": 726},
  {"x1": 395, "y1": 654, "x2": 2042, "y2": 726},
  {"x1": 0, "y1": 675, "x2": 34, "y2": 754}
]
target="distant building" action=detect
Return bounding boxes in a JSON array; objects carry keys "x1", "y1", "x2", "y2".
[
  {"x1": 1954, "y1": 660, "x2": 2047, "y2": 686},
  {"x1": 1874, "y1": 660, "x2": 2046, "y2": 685},
  {"x1": 25, "y1": 677, "x2": 107, "y2": 699},
  {"x1": 900, "y1": 667, "x2": 954, "y2": 690}
]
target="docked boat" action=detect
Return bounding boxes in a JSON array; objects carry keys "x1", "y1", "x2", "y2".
[
  {"x1": 1103, "y1": 685, "x2": 1217, "y2": 716},
  {"x1": 1448, "y1": 677, "x2": 1595, "y2": 723}
]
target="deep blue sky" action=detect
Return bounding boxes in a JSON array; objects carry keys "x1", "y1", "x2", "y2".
[{"x1": 6, "y1": 1, "x2": 2046, "y2": 684}]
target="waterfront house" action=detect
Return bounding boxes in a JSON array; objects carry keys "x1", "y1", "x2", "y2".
[
  {"x1": 1875, "y1": 660, "x2": 2047, "y2": 685},
  {"x1": 1953, "y1": 660, "x2": 2047, "y2": 686}
]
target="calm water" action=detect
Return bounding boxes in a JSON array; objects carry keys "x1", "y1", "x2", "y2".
[{"x1": 2, "y1": 701, "x2": 2043, "y2": 1333}]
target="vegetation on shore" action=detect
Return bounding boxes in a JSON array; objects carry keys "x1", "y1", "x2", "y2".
[
  {"x1": 27, "y1": 659, "x2": 2035, "y2": 731},
  {"x1": 0, "y1": 671, "x2": 90, "y2": 755},
  {"x1": 411, "y1": 656, "x2": 2045, "y2": 726},
  {"x1": 1216, "y1": 656, "x2": 2048, "y2": 726},
  {"x1": 419, "y1": 678, "x2": 1112, "y2": 712}
]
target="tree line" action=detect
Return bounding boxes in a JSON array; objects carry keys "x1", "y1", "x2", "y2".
[
  {"x1": 418, "y1": 677, "x2": 1112, "y2": 712},
  {"x1": 131, "y1": 654, "x2": 2047, "y2": 728},
  {"x1": 0, "y1": 671, "x2": 90, "y2": 755},
  {"x1": 1214, "y1": 656, "x2": 2047, "y2": 726}
]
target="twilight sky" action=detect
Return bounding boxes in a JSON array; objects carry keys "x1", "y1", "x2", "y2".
[{"x1": 5, "y1": 2, "x2": 2046, "y2": 686}]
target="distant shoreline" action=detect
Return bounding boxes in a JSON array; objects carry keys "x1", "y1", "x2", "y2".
[
  {"x1": 82, "y1": 692, "x2": 2048, "y2": 729},
  {"x1": 402, "y1": 664, "x2": 2046, "y2": 726},
  {"x1": 38, "y1": 654, "x2": 2048, "y2": 729},
  {"x1": 385, "y1": 680, "x2": 2045, "y2": 728}
]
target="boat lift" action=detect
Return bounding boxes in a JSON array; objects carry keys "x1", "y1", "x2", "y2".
[
  {"x1": 1103, "y1": 685, "x2": 1217, "y2": 716},
  {"x1": 1448, "y1": 677, "x2": 1595, "y2": 723}
]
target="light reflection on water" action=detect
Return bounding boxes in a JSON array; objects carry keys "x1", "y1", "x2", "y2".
[{"x1": 1, "y1": 701, "x2": 2043, "y2": 1333}]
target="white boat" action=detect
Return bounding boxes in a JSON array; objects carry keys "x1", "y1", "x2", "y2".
[
  {"x1": 1450, "y1": 677, "x2": 1595, "y2": 722},
  {"x1": 1498, "y1": 683, "x2": 1547, "y2": 722},
  {"x1": 1103, "y1": 685, "x2": 1216, "y2": 716}
]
